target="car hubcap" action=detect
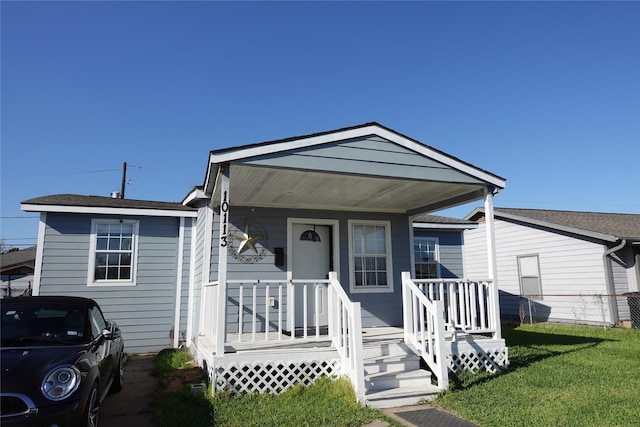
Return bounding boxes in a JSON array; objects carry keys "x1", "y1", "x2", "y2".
[{"x1": 87, "y1": 388, "x2": 99, "y2": 427}]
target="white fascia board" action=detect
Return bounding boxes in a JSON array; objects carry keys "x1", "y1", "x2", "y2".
[
  {"x1": 373, "y1": 128, "x2": 506, "y2": 189},
  {"x1": 208, "y1": 124, "x2": 506, "y2": 189},
  {"x1": 21, "y1": 203, "x2": 198, "y2": 218},
  {"x1": 182, "y1": 187, "x2": 207, "y2": 206},
  {"x1": 209, "y1": 126, "x2": 380, "y2": 165},
  {"x1": 413, "y1": 222, "x2": 478, "y2": 230}
]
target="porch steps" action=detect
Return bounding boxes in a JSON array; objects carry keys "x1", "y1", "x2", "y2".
[{"x1": 363, "y1": 337, "x2": 440, "y2": 409}]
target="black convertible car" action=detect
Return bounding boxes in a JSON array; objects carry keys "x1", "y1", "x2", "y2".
[{"x1": 1, "y1": 296, "x2": 125, "y2": 427}]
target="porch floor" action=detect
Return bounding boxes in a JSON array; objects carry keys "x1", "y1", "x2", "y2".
[
  {"x1": 220, "y1": 326, "x2": 405, "y2": 353},
  {"x1": 218, "y1": 326, "x2": 503, "y2": 353}
]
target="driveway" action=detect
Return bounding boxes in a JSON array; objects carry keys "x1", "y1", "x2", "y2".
[{"x1": 101, "y1": 355, "x2": 156, "y2": 427}]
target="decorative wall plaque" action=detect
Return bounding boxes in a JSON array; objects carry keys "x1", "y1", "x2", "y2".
[{"x1": 227, "y1": 218, "x2": 269, "y2": 264}]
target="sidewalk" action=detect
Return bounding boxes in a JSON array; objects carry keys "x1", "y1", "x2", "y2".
[
  {"x1": 101, "y1": 355, "x2": 156, "y2": 427},
  {"x1": 364, "y1": 405, "x2": 479, "y2": 427}
]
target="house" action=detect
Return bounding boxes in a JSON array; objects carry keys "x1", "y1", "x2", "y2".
[
  {"x1": 19, "y1": 195, "x2": 197, "y2": 354},
  {"x1": 463, "y1": 207, "x2": 640, "y2": 327},
  {"x1": 22, "y1": 123, "x2": 509, "y2": 406},
  {"x1": 1, "y1": 246, "x2": 36, "y2": 297},
  {"x1": 411, "y1": 214, "x2": 478, "y2": 280}
]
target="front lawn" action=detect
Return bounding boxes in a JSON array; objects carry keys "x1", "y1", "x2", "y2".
[
  {"x1": 152, "y1": 325, "x2": 640, "y2": 426},
  {"x1": 435, "y1": 324, "x2": 640, "y2": 427},
  {"x1": 152, "y1": 350, "x2": 388, "y2": 427}
]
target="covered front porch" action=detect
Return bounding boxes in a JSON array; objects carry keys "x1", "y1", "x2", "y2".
[
  {"x1": 191, "y1": 272, "x2": 508, "y2": 407},
  {"x1": 184, "y1": 123, "x2": 509, "y2": 405}
]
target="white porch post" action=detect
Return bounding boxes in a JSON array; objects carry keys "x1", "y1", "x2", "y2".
[
  {"x1": 484, "y1": 187, "x2": 502, "y2": 340},
  {"x1": 215, "y1": 164, "x2": 231, "y2": 354}
]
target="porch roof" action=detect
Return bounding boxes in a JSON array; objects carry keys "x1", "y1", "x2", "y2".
[{"x1": 203, "y1": 123, "x2": 506, "y2": 215}]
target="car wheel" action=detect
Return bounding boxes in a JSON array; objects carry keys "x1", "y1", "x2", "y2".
[
  {"x1": 109, "y1": 354, "x2": 125, "y2": 393},
  {"x1": 83, "y1": 384, "x2": 100, "y2": 427}
]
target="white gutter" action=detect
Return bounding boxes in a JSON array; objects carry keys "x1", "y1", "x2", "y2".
[{"x1": 603, "y1": 239, "x2": 627, "y2": 325}]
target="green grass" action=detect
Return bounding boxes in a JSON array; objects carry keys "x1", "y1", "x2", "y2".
[
  {"x1": 152, "y1": 350, "x2": 389, "y2": 427},
  {"x1": 435, "y1": 324, "x2": 640, "y2": 427},
  {"x1": 153, "y1": 325, "x2": 639, "y2": 426},
  {"x1": 212, "y1": 377, "x2": 384, "y2": 427}
]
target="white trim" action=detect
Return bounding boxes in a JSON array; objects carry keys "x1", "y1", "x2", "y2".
[
  {"x1": 214, "y1": 165, "x2": 230, "y2": 353},
  {"x1": 32, "y1": 213, "x2": 46, "y2": 296},
  {"x1": 484, "y1": 191, "x2": 502, "y2": 340},
  {"x1": 348, "y1": 219, "x2": 394, "y2": 294},
  {"x1": 413, "y1": 236, "x2": 441, "y2": 279},
  {"x1": 87, "y1": 219, "x2": 139, "y2": 287},
  {"x1": 286, "y1": 218, "x2": 341, "y2": 280},
  {"x1": 186, "y1": 217, "x2": 196, "y2": 348},
  {"x1": 208, "y1": 124, "x2": 506, "y2": 189},
  {"x1": 173, "y1": 217, "x2": 185, "y2": 348},
  {"x1": 408, "y1": 219, "x2": 416, "y2": 280},
  {"x1": 413, "y1": 222, "x2": 478, "y2": 230},
  {"x1": 21, "y1": 204, "x2": 197, "y2": 218}
]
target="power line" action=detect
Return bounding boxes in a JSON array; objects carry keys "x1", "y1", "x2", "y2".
[{"x1": 2, "y1": 168, "x2": 121, "y2": 179}]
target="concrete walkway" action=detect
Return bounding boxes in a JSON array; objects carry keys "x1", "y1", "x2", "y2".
[
  {"x1": 364, "y1": 405, "x2": 479, "y2": 427},
  {"x1": 101, "y1": 355, "x2": 156, "y2": 427}
]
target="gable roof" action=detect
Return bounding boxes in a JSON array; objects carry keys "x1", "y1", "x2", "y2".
[
  {"x1": 466, "y1": 207, "x2": 640, "y2": 242},
  {"x1": 1, "y1": 246, "x2": 36, "y2": 272},
  {"x1": 21, "y1": 194, "x2": 197, "y2": 217},
  {"x1": 412, "y1": 214, "x2": 478, "y2": 230},
  {"x1": 204, "y1": 123, "x2": 506, "y2": 215}
]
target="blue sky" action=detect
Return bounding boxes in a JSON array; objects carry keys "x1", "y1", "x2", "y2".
[{"x1": 2, "y1": 1, "x2": 639, "y2": 250}]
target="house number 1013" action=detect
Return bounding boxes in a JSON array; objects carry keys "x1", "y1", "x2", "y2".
[{"x1": 220, "y1": 190, "x2": 229, "y2": 247}]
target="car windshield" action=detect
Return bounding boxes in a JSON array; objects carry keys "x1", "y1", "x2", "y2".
[{"x1": 1, "y1": 301, "x2": 89, "y2": 346}]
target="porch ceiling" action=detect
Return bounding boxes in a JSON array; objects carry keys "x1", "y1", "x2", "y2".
[{"x1": 218, "y1": 164, "x2": 486, "y2": 214}]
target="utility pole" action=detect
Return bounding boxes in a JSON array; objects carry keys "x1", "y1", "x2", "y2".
[{"x1": 120, "y1": 162, "x2": 127, "y2": 199}]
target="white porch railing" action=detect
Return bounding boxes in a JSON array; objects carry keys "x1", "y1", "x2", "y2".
[
  {"x1": 327, "y1": 272, "x2": 365, "y2": 404},
  {"x1": 401, "y1": 272, "x2": 449, "y2": 390},
  {"x1": 412, "y1": 277, "x2": 498, "y2": 338},
  {"x1": 200, "y1": 273, "x2": 365, "y2": 403}
]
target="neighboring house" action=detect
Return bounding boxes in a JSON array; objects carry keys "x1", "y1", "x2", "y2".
[
  {"x1": 463, "y1": 207, "x2": 640, "y2": 326},
  {"x1": 1, "y1": 246, "x2": 36, "y2": 297},
  {"x1": 22, "y1": 123, "x2": 509, "y2": 406}
]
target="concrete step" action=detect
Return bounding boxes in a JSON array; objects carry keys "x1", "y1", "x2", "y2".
[
  {"x1": 365, "y1": 369, "x2": 433, "y2": 391},
  {"x1": 365, "y1": 383, "x2": 440, "y2": 409}
]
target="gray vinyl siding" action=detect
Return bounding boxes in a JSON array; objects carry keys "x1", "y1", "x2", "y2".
[
  {"x1": 464, "y1": 218, "x2": 612, "y2": 324},
  {"x1": 209, "y1": 207, "x2": 411, "y2": 330},
  {"x1": 37, "y1": 212, "x2": 185, "y2": 354},
  {"x1": 413, "y1": 230, "x2": 465, "y2": 278},
  {"x1": 238, "y1": 136, "x2": 484, "y2": 185}
]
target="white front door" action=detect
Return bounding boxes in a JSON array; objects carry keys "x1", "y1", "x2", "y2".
[{"x1": 291, "y1": 223, "x2": 331, "y2": 328}]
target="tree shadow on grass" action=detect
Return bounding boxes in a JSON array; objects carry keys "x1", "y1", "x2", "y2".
[{"x1": 447, "y1": 324, "x2": 611, "y2": 392}]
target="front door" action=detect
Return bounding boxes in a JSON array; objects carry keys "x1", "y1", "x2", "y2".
[{"x1": 291, "y1": 223, "x2": 331, "y2": 328}]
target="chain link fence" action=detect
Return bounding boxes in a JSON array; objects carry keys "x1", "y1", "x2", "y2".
[{"x1": 514, "y1": 293, "x2": 640, "y2": 330}]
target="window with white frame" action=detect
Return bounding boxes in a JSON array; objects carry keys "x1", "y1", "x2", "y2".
[
  {"x1": 517, "y1": 254, "x2": 542, "y2": 299},
  {"x1": 88, "y1": 220, "x2": 138, "y2": 285},
  {"x1": 414, "y1": 237, "x2": 440, "y2": 279},
  {"x1": 349, "y1": 220, "x2": 393, "y2": 292}
]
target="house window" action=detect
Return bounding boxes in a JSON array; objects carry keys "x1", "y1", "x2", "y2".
[
  {"x1": 517, "y1": 254, "x2": 542, "y2": 299},
  {"x1": 88, "y1": 220, "x2": 138, "y2": 286},
  {"x1": 414, "y1": 237, "x2": 440, "y2": 279},
  {"x1": 349, "y1": 220, "x2": 393, "y2": 293}
]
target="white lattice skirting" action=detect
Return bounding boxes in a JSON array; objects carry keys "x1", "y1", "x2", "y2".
[
  {"x1": 213, "y1": 358, "x2": 341, "y2": 395},
  {"x1": 448, "y1": 347, "x2": 509, "y2": 373}
]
